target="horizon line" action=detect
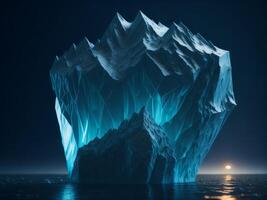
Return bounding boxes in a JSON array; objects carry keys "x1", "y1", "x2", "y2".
[{"x1": 0, "y1": 172, "x2": 267, "y2": 176}]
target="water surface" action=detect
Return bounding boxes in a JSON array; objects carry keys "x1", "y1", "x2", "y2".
[{"x1": 0, "y1": 174, "x2": 266, "y2": 199}]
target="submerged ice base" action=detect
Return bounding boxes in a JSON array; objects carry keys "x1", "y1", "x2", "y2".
[{"x1": 50, "y1": 11, "x2": 236, "y2": 183}]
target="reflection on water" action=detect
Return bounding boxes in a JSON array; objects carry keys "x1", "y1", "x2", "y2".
[
  {"x1": 55, "y1": 175, "x2": 266, "y2": 200},
  {"x1": 204, "y1": 195, "x2": 236, "y2": 200},
  {"x1": 204, "y1": 175, "x2": 236, "y2": 200},
  {"x1": 225, "y1": 175, "x2": 232, "y2": 181},
  {"x1": 57, "y1": 184, "x2": 76, "y2": 200},
  {"x1": 0, "y1": 175, "x2": 266, "y2": 200},
  {"x1": 57, "y1": 183, "x2": 203, "y2": 200}
]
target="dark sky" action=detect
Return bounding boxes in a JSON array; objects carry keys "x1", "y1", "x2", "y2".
[{"x1": 1, "y1": 0, "x2": 266, "y2": 174}]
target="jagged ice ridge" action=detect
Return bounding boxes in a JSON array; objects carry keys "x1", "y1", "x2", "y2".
[
  {"x1": 50, "y1": 11, "x2": 236, "y2": 183},
  {"x1": 72, "y1": 108, "x2": 176, "y2": 184}
]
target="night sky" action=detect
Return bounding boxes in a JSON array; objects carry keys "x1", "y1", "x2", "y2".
[{"x1": 1, "y1": 0, "x2": 266, "y2": 174}]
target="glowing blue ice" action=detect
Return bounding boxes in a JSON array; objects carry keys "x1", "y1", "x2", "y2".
[
  {"x1": 50, "y1": 11, "x2": 236, "y2": 182},
  {"x1": 55, "y1": 98, "x2": 77, "y2": 175}
]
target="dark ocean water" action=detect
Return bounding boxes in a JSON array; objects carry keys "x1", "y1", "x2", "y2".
[{"x1": 0, "y1": 174, "x2": 266, "y2": 200}]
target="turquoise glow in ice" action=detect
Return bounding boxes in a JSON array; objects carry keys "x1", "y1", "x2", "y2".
[
  {"x1": 55, "y1": 98, "x2": 77, "y2": 175},
  {"x1": 50, "y1": 12, "x2": 236, "y2": 182}
]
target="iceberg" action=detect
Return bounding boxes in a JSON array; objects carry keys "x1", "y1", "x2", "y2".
[{"x1": 50, "y1": 11, "x2": 236, "y2": 183}]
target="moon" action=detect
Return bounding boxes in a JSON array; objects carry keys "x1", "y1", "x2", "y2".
[{"x1": 225, "y1": 164, "x2": 232, "y2": 170}]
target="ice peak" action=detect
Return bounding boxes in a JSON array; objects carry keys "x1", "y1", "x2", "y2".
[
  {"x1": 115, "y1": 12, "x2": 122, "y2": 19},
  {"x1": 133, "y1": 10, "x2": 151, "y2": 27},
  {"x1": 100, "y1": 12, "x2": 130, "y2": 40},
  {"x1": 136, "y1": 10, "x2": 147, "y2": 20},
  {"x1": 80, "y1": 37, "x2": 94, "y2": 49},
  {"x1": 133, "y1": 10, "x2": 166, "y2": 36},
  {"x1": 112, "y1": 12, "x2": 130, "y2": 28},
  {"x1": 52, "y1": 11, "x2": 229, "y2": 78}
]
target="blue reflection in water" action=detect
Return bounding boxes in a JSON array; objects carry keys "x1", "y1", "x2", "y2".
[
  {"x1": 56, "y1": 183, "x2": 202, "y2": 200},
  {"x1": 57, "y1": 184, "x2": 76, "y2": 200},
  {"x1": 45, "y1": 175, "x2": 267, "y2": 200}
]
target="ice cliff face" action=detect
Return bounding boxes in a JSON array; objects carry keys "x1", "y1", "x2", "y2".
[
  {"x1": 50, "y1": 11, "x2": 236, "y2": 183},
  {"x1": 72, "y1": 108, "x2": 176, "y2": 184}
]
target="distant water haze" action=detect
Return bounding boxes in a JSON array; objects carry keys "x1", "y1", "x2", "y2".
[
  {"x1": 199, "y1": 165, "x2": 267, "y2": 174},
  {"x1": 0, "y1": 159, "x2": 267, "y2": 175},
  {"x1": 1, "y1": 164, "x2": 266, "y2": 175}
]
